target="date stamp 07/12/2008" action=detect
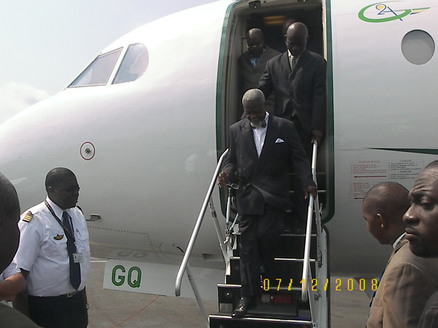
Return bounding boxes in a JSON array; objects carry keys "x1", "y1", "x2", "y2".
[{"x1": 262, "y1": 278, "x2": 378, "y2": 292}]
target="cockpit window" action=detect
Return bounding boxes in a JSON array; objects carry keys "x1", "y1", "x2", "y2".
[
  {"x1": 69, "y1": 48, "x2": 123, "y2": 87},
  {"x1": 113, "y1": 43, "x2": 149, "y2": 84}
]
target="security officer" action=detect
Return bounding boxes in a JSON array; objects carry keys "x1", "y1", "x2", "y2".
[{"x1": 15, "y1": 168, "x2": 90, "y2": 328}]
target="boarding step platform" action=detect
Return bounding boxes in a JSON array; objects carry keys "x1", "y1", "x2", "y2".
[
  {"x1": 209, "y1": 314, "x2": 313, "y2": 327},
  {"x1": 209, "y1": 226, "x2": 325, "y2": 328}
]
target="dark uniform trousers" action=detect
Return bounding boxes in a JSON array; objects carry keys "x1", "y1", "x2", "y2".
[
  {"x1": 239, "y1": 204, "x2": 285, "y2": 297},
  {"x1": 28, "y1": 289, "x2": 88, "y2": 328}
]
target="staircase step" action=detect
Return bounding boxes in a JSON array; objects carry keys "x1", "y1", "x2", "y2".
[
  {"x1": 209, "y1": 313, "x2": 312, "y2": 327},
  {"x1": 232, "y1": 232, "x2": 317, "y2": 258},
  {"x1": 217, "y1": 286, "x2": 313, "y2": 318},
  {"x1": 226, "y1": 257, "x2": 316, "y2": 285},
  {"x1": 230, "y1": 256, "x2": 315, "y2": 262}
]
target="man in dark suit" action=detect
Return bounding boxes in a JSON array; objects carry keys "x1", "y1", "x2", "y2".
[
  {"x1": 238, "y1": 28, "x2": 279, "y2": 115},
  {"x1": 218, "y1": 89, "x2": 316, "y2": 318},
  {"x1": 258, "y1": 22, "x2": 326, "y2": 149},
  {"x1": 259, "y1": 22, "x2": 326, "y2": 229}
]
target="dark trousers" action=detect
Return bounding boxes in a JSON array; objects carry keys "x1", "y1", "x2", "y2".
[
  {"x1": 239, "y1": 205, "x2": 285, "y2": 297},
  {"x1": 290, "y1": 115, "x2": 312, "y2": 226},
  {"x1": 28, "y1": 289, "x2": 88, "y2": 328}
]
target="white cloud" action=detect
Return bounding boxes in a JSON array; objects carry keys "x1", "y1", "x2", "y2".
[{"x1": 0, "y1": 82, "x2": 49, "y2": 124}]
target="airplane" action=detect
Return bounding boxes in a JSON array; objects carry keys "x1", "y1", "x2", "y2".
[{"x1": 0, "y1": 0, "x2": 437, "y2": 325}]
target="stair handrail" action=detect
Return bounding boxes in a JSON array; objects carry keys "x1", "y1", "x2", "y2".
[
  {"x1": 175, "y1": 148, "x2": 229, "y2": 297},
  {"x1": 301, "y1": 141, "x2": 321, "y2": 302}
]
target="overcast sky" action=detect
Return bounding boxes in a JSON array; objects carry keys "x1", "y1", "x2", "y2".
[{"x1": 0, "y1": 0, "x2": 216, "y2": 122}]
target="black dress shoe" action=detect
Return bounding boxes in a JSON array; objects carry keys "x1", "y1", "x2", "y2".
[{"x1": 232, "y1": 296, "x2": 256, "y2": 319}]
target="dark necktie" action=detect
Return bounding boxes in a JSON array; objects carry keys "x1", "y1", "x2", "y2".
[
  {"x1": 62, "y1": 211, "x2": 81, "y2": 290},
  {"x1": 291, "y1": 57, "x2": 297, "y2": 71}
]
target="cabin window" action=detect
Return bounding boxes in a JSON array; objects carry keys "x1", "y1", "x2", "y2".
[
  {"x1": 113, "y1": 43, "x2": 149, "y2": 84},
  {"x1": 401, "y1": 29, "x2": 435, "y2": 65},
  {"x1": 69, "y1": 48, "x2": 123, "y2": 87}
]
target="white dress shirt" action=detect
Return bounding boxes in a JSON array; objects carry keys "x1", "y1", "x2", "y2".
[{"x1": 252, "y1": 112, "x2": 269, "y2": 157}]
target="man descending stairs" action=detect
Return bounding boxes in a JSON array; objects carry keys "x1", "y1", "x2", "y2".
[{"x1": 217, "y1": 89, "x2": 318, "y2": 325}]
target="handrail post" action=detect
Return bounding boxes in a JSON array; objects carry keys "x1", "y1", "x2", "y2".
[
  {"x1": 301, "y1": 194, "x2": 314, "y2": 302},
  {"x1": 185, "y1": 265, "x2": 209, "y2": 328},
  {"x1": 301, "y1": 142, "x2": 319, "y2": 302},
  {"x1": 208, "y1": 198, "x2": 229, "y2": 264},
  {"x1": 175, "y1": 149, "x2": 229, "y2": 297}
]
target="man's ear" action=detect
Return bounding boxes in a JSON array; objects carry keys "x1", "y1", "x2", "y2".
[
  {"x1": 46, "y1": 186, "x2": 54, "y2": 197},
  {"x1": 376, "y1": 213, "x2": 386, "y2": 229}
]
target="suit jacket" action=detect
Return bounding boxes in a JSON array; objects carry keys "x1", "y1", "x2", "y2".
[
  {"x1": 367, "y1": 238, "x2": 438, "y2": 328},
  {"x1": 258, "y1": 49, "x2": 326, "y2": 136},
  {"x1": 238, "y1": 46, "x2": 280, "y2": 115},
  {"x1": 222, "y1": 115, "x2": 314, "y2": 216},
  {"x1": 239, "y1": 46, "x2": 280, "y2": 93}
]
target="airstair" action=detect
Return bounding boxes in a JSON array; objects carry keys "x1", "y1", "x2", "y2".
[{"x1": 176, "y1": 142, "x2": 329, "y2": 328}]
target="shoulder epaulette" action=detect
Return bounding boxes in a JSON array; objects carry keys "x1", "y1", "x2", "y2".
[{"x1": 22, "y1": 211, "x2": 33, "y2": 223}]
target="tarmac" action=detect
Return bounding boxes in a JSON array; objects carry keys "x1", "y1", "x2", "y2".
[{"x1": 87, "y1": 259, "x2": 370, "y2": 328}]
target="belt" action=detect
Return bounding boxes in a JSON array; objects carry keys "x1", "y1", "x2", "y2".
[
  {"x1": 30, "y1": 289, "x2": 83, "y2": 299},
  {"x1": 63, "y1": 290, "x2": 80, "y2": 298}
]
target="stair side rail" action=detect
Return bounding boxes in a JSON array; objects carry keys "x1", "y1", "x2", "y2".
[
  {"x1": 175, "y1": 149, "x2": 229, "y2": 297},
  {"x1": 301, "y1": 141, "x2": 322, "y2": 303}
]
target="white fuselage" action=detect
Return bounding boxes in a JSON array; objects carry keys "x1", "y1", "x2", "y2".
[{"x1": 1, "y1": 0, "x2": 438, "y2": 284}]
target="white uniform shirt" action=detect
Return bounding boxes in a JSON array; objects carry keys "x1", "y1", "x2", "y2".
[{"x1": 15, "y1": 198, "x2": 90, "y2": 297}]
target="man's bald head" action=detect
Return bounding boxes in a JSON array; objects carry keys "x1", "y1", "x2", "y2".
[
  {"x1": 247, "y1": 28, "x2": 264, "y2": 41},
  {"x1": 364, "y1": 182, "x2": 410, "y2": 220},
  {"x1": 286, "y1": 22, "x2": 308, "y2": 38},
  {"x1": 282, "y1": 18, "x2": 298, "y2": 36},
  {"x1": 363, "y1": 182, "x2": 409, "y2": 245},
  {"x1": 285, "y1": 22, "x2": 308, "y2": 57},
  {"x1": 246, "y1": 28, "x2": 265, "y2": 58}
]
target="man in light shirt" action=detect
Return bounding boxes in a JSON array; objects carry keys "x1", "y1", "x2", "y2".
[{"x1": 15, "y1": 168, "x2": 90, "y2": 328}]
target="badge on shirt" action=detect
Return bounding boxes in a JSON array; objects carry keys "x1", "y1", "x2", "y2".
[
  {"x1": 54, "y1": 234, "x2": 64, "y2": 240},
  {"x1": 73, "y1": 253, "x2": 83, "y2": 263},
  {"x1": 22, "y1": 211, "x2": 33, "y2": 222}
]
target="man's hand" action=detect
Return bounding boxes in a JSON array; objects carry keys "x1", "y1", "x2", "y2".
[
  {"x1": 304, "y1": 185, "x2": 317, "y2": 199},
  {"x1": 217, "y1": 172, "x2": 229, "y2": 188},
  {"x1": 311, "y1": 129, "x2": 323, "y2": 145}
]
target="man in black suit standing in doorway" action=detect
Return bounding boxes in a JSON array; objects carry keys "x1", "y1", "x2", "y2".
[
  {"x1": 258, "y1": 22, "x2": 326, "y2": 151},
  {"x1": 258, "y1": 22, "x2": 326, "y2": 230}
]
